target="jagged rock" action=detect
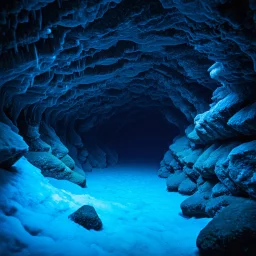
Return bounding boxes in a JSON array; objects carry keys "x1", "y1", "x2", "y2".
[
  {"x1": 197, "y1": 199, "x2": 256, "y2": 256},
  {"x1": 60, "y1": 154, "x2": 75, "y2": 170},
  {"x1": 0, "y1": 122, "x2": 29, "y2": 168},
  {"x1": 166, "y1": 171, "x2": 186, "y2": 192},
  {"x1": 25, "y1": 152, "x2": 86, "y2": 187},
  {"x1": 228, "y1": 141, "x2": 256, "y2": 199},
  {"x1": 178, "y1": 178, "x2": 197, "y2": 195},
  {"x1": 69, "y1": 205, "x2": 102, "y2": 231}
]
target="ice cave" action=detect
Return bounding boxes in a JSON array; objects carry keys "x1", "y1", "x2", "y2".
[{"x1": 0, "y1": 0, "x2": 256, "y2": 255}]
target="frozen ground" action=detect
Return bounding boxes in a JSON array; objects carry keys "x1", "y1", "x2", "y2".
[{"x1": 0, "y1": 158, "x2": 210, "y2": 256}]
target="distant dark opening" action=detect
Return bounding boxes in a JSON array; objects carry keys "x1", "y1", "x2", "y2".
[{"x1": 85, "y1": 108, "x2": 180, "y2": 165}]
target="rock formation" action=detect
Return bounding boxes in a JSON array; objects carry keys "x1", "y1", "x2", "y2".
[{"x1": 0, "y1": 0, "x2": 256, "y2": 254}]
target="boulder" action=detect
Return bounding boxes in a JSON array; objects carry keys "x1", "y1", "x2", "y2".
[
  {"x1": 166, "y1": 171, "x2": 186, "y2": 192},
  {"x1": 178, "y1": 177, "x2": 197, "y2": 195},
  {"x1": 180, "y1": 192, "x2": 209, "y2": 218},
  {"x1": 0, "y1": 122, "x2": 28, "y2": 168},
  {"x1": 181, "y1": 181, "x2": 215, "y2": 217},
  {"x1": 211, "y1": 182, "x2": 231, "y2": 198},
  {"x1": 205, "y1": 196, "x2": 247, "y2": 218},
  {"x1": 69, "y1": 205, "x2": 102, "y2": 231},
  {"x1": 197, "y1": 199, "x2": 256, "y2": 256}
]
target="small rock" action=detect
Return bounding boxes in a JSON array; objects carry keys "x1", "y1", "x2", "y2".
[{"x1": 69, "y1": 205, "x2": 103, "y2": 231}]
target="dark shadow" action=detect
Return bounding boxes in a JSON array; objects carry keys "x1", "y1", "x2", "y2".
[{"x1": 88, "y1": 108, "x2": 180, "y2": 166}]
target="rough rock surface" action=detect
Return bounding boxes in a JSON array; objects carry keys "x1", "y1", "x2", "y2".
[
  {"x1": 178, "y1": 178, "x2": 197, "y2": 196},
  {"x1": 197, "y1": 200, "x2": 256, "y2": 256},
  {"x1": 0, "y1": 0, "x2": 256, "y2": 254},
  {"x1": 69, "y1": 205, "x2": 103, "y2": 231},
  {"x1": 25, "y1": 152, "x2": 86, "y2": 187},
  {"x1": 166, "y1": 171, "x2": 186, "y2": 192}
]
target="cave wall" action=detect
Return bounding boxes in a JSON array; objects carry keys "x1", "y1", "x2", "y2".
[
  {"x1": 1, "y1": 0, "x2": 256, "y2": 254},
  {"x1": 0, "y1": 0, "x2": 255, "y2": 191}
]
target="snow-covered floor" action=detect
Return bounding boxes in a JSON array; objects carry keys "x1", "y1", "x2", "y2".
[{"x1": 0, "y1": 158, "x2": 210, "y2": 256}]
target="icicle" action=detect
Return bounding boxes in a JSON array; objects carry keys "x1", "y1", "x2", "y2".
[
  {"x1": 39, "y1": 8, "x2": 42, "y2": 30},
  {"x1": 26, "y1": 43, "x2": 29, "y2": 52},
  {"x1": 13, "y1": 30, "x2": 18, "y2": 53},
  {"x1": 31, "y1": 76, "x2": 34, "y2": 87},
  {"x1": 34, "y1": 44, "x2": 39, "y2": 70},
  {"x1": 32, "y1": 10, "x2": 36, "y2": 21},
  {"x1": 57, "y1": 0, "x2": 62, "y2": 8}
]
